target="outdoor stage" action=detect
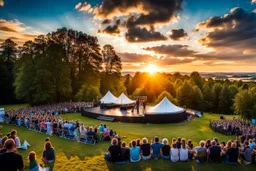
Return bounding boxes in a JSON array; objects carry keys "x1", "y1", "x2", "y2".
[{"x1": 81, "y1": 106, "x2": 189, "y2": 123}]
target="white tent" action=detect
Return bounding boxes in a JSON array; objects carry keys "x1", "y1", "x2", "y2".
[
  {"x1": 115, "y1": 93, "x2": 136, "y2": 105},
  {"x1": 147, "y1": 97, "x2": 184, "y2": 114},
  {"x1": 100, "y1": 91, "x2": 118, "y2": 104}
]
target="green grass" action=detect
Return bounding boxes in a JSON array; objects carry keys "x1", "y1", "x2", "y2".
[
  {"x1": 0, "y1": 103, "x2": 28, "y2": 110},
  {"x1": 0, "y1": 109, "x2": 255, "y2": 171}
]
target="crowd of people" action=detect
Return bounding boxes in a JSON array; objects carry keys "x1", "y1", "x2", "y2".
[
  {"x1": 2, "y1": 102, "x2": 117, "y2": 144},
  {"x1": 105, "y1": 136, "x2": 256, "y2": 165},
  {"x1": 210, "y1": 118, "x2": 256, "y2": 142},
  {"x1": 0, "y1": 129, "x2": 55, "y2": 171}
]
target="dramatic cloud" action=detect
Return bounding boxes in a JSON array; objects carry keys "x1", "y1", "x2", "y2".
[
  {"x1": 0, "y1": 0, "x2": 4, "y2": 7},
  {"x1": 169, "y1": 29, "x2": 187, "y2": 40},
  {"x1": 125, "y1": 26, "x2": 167, "y2": 43},
  {"x1": 75, "y1": 2, "x2": 93, "y2": 13},
  {"x1": 100, "y1": 19, "x2": 121, "y2": 35},
  {"x1": 0, "y1": 26, "x2": 17, "y2": 32},
  {"x1": 143, "y1": 44, "x2": 197, "y2": 57},
  {"x1": 117, "y1": 52, "x2": 155, "y2": 62},
  {"x1": 197, "y1": 7, "x2": 256, "y2": 53},
  {"x1": 101, "y1": 19, "x2": 112, "y2": 25},
  {"x1": 76, "y1": 0, "x2": 183, "y2": 43},
  {"x1": 157, "y1": 57, "x2": 196, "y2": 65},
  {"x1": 0, "y1": 19, "x2": 38, "y2": 45}
]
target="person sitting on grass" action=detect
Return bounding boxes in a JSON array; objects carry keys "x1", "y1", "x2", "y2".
[
  {"x1": 187, "y1": 139, "x2": 194, "y2": 160},
  {"x1": 119, "y1": 142, "x2": 130, "y2": 162},
  {"x1": 225, "y1": 142, "x2": 238, "y2": 164},
  {"x1": 140, "y1": 137, "x2": 151, "y2": 160},
  {"x1": 176, "y1": 137, "x2": 182, "y2": 149},
  {"x1": 240, "y1": 140, "x2": 253, "y2": 165},
  {"x1": 151, "y1": 136, "x2": 164, "y2": 159},
  {"x1": 0, "y1": 139, "x2": 24, "y2": 171},
  {"x1": 179, "y1": 138, "x2": 188, "y2": 161},
  {"x1": 208, "y1": 140, "x2": 221, "y2": 163},
  {"x1": 86, "y1": 127, "x2": 95, "y2": 137},
  {"x1": 194, "y1": 140, "x2": 207, "y2": 163},
  {"x1": 106, "y1": 138, "x2": 120, "y2": 162},
  {"x1": 161, "y1": 138, "x2": 170, "y2": 159},
  {"x1": 0, "y1": 136, "x2": 8, "y2": 154},
  {"x1": 170, "y1": 143, "x2": 179, "y2": 162},
  {"x1": 130, "y1": 140, "x2": 141, "y2": 162},
  {"x1": 42, "y1": 141, "x2": 56, "y2": 170},
  {"x1": 205, "y1": 139, "x2": 211, "y2": 149},
  {"x1": 9, "y1": 130, "x2": 21, "y2": 147},
  {"x1": 28, "y1": 151, "x2": 39, "y2": 171}
]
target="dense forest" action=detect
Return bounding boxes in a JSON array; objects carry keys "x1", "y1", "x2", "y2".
[{"x1": 0, "y1": 28, "x2": 256, "y2": 119}]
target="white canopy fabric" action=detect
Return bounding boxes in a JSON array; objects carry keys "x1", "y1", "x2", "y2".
[
  {"x1": 114, "y1": 93, "x2": 136, "y2": 105},
  {"x1": 147, "y1": 97, "x2": 184, "y2": 114},
  {"x1": 100, "y1": 91, "x2": 118, "y2": 104}
]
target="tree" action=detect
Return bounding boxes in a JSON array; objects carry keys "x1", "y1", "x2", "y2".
[
  {"x1": 218, "y1": 84, "x2": 231, "y2": 114},
  {"x1": 202, "y1": 82, "x2": 214, "y2": 112},
  {"x1": 234, "y1": 89, "x2": 256, "y2": 119},
  {"x1": 156, "y1": 91, "x2": 177, "y2": 104},
  {"x1": 0, "y1": 39, "x2": 18, "y2": 104},
  {"x1": 190, "y1": 71, "x2": 204, "y2": 89},
  {"x1": 124, "y1": 74, "x2": 133, "y2": 95},
  {"x1": 212, "y1": 83, "x2": 222, "y2": 113},
  {"x1": 102, "y1": 44, "x2": 122, "y2": 74},
  {"x1": 75, "y1": 84, "x2": 101, "y2": 101}
]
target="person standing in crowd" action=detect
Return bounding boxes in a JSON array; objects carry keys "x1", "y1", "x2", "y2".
[
  {"x1": 42, "y1": 141, "x2": 56, "y2": 170},
  {"x1": 151, "y1": 136, "x2": 164, "y2": 159},
  {"x1": 0, "y1": 139, "x2": 24, "y2": 171},
  {"x1": 136, "y1": 99, "x2": 140, "y2": 114},
  {"x1": 142, "y1": 100, "x2": 146, "y2": 113}
]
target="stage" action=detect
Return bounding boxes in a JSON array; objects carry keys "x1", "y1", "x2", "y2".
[{"x1": 81, "y1": 106, "x2": 189, "y2": 123}]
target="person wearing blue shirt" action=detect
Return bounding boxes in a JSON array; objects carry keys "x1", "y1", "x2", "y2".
[
  {"x1": 130, "y1": 140, "x2": 141, "y2": 162},
  {"x1": 151, "y1": 136, "x2": 164, "y2": 159},
  {"x1": 99, "y1": 123, "x2": 104, "y2": 133}
]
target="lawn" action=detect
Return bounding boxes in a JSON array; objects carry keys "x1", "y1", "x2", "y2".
[{"x1": 0, "y1": 104, "x2": 255, "y2": 171}]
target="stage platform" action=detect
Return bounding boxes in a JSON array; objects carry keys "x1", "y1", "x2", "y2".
[{"x1": 81, "y1": 106, "x2": 189, "y2": 123}]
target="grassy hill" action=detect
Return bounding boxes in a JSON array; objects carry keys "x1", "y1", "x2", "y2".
[{"x1": 0, "y1": 104, "x2": 254, "y2": 171}]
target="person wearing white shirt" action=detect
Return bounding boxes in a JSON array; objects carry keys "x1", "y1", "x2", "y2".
[
  {"x1": 179, "y1": 138, "x2": 189, "y2": 161},
  {"x1": 170, "y1": 143, "x2": 179, "y2": 162}
]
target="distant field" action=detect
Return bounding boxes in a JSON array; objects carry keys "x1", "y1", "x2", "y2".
[
  {"x1": 0, "y1": 105, "x2": 254, "y2": 171},
  {"x1": 0, "y1": 103, "x2": 28, "y2": 110}
]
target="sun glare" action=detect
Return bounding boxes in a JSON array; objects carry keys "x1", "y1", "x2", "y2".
[{"x1": 145, "y1": 64, "x2": 159, "y2": 73}]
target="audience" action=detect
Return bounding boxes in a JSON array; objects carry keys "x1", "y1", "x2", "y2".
[
  {"x1": 28, "y1": 151, "x2": 39, "y2": 171},
  {"x1": 120, "y1": 142, "x2": 130, "y2": 162},
  {"x1": 226, "y1": 143, "x2": 239, "y2": 164},
  {"x1": 107, "y1": 138, "x2": 120, "y2": 163}
]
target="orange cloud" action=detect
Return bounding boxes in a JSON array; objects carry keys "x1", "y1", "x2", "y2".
[
  {"x1": 0, "y1": 0, "x2": 4, "y2": 6},
  {"x1": 0, "y1": 19, "x2": 39, "y2": 45}
]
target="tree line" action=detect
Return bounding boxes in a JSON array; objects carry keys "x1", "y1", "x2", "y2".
[{"x1": 0, "y1": 28, "x2": 256, "y2": 119}]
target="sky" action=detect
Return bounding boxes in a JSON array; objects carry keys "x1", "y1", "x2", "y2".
[{"x1": 0, "y1": 0, "x2": 256, "y2": 72}]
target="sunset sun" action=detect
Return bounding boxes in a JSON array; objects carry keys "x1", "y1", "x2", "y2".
[{"x1": 145, "y1": 64, "x2": 159, "y2": 73}]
